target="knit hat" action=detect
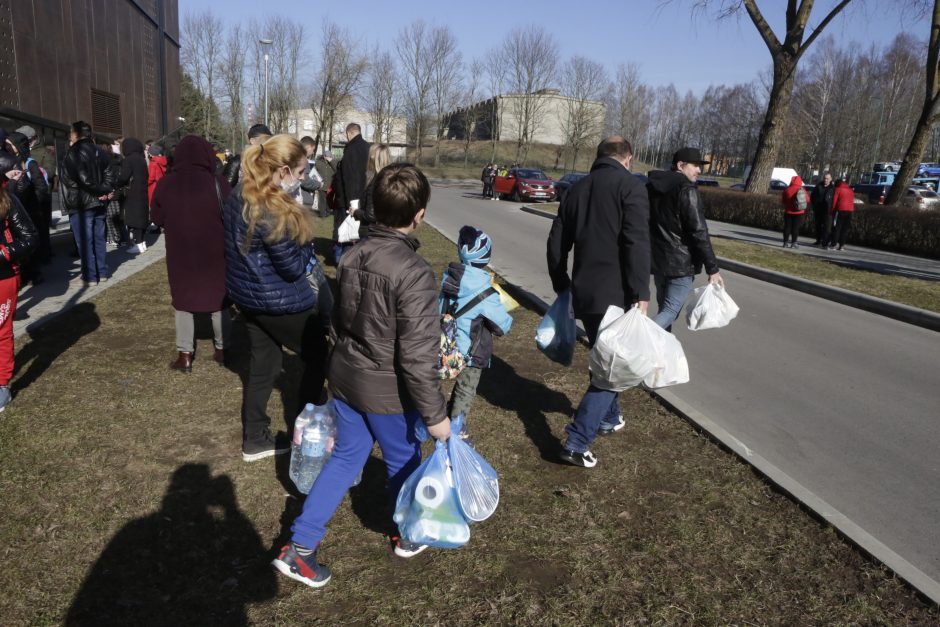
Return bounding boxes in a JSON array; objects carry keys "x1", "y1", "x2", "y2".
[
  {"x1": 458, "y1": 225, "x2": 492, "y2": 268},
  {"x1": 148, "y1": 143, "x2": 164, "y2": 157}
]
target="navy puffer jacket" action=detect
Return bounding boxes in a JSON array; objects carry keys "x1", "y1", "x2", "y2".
[{"x1": 223, "y1": 186, "x2": 316, "y2": 314}]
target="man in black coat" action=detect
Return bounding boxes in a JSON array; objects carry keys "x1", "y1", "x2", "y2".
[
  {"x1": 810, "y1": 171, "x2": 835, "y2": 247},
  {"x1": 61, "y1": 121, "x2": 113, "y2": 286},
  {"x1": 546, "y1": 136, "x2": 651, "y2": 468},
  {"x1": 222, "y1": 124, "x2": 272, "y2": 189},
  {"x1": 331, "y1": 122, "x2": 370, "y2": 263},
  {"x1": 646, "y1": 147, "x2": 723, "y2": 331}
]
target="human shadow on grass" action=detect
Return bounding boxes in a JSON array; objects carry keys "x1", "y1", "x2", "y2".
[
  {"x1": 12, "y1": 302, "x2": 100, "y2": 396},
  {"x1": 476, "y1": 355, "x2": 574, "y2": 464},
  {"x1": 66, "y1": 464, "x2": 275, "y2": 627}
]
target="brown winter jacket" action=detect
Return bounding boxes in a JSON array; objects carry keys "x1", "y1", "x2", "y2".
[{"x1": 328, "y1": 224, "x2": 447, "y2": 426}]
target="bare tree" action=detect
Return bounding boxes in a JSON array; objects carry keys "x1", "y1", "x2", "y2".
[
  {"x1": 457, "y1": 59, "x2": 485, "y2": 167},
  {"x1": 396, "y1": 20, "x2": 434, "y2": 163},
  {"x1": 428, "y1": 26, "x2": 463, "y2": 167},
  {"x1": 244, "y1": 17, "x2": 305, "y2": 134},
  {"x1": 559, "y1": 56, "x2": 607, "y2": 171},
  {"x1": 219, "y1": 22, "x2": 247, "y2": 149},
  {"x1": 684, "y1": 0, "x2": 857, "y2": 192},
  {"x1": 364, "y1": 48, "x2": 398, "y2": 143},
  {"x1": 501, "y1": 26, "x2": 558, "y2": 163},
  {"x1": 886, "y1": 0, "x2": 940, "y2": 204},
  {"x1": 484, "y1": 54, "x2": 507, "y2": 161},
  {"x1": 310, "y1": 22, "x2": 368, "y2": 149}
]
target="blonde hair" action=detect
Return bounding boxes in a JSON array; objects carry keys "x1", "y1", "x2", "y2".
[
  {"x1": 366, "y1": 143, "x2": 392, "y2": 185},
  {"x1": 239, "y1": 134, "x2": 315, "y2": 250}
]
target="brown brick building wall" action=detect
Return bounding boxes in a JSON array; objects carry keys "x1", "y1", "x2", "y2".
[{"x1": 0, "y1": 0, "x2": 179, "y2": 143}]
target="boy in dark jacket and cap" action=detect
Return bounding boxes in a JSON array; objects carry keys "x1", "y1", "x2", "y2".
[
  {"x1": 646, "y1": 147, "x2": 723, "y2": 330},
  {"x1": 439, "y1": 226, "x2": 513, "y2": 420},
  {"x1": 273, "y1": 163, "x2": 451, "y2": 589}
]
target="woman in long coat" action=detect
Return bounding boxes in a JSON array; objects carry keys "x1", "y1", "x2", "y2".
[
  {"x1": 150, "y1": 135, "x2": 232, "y2": 373},
  {"x1": 116, "y1": 138, "x2": 150, "y2": 253}
]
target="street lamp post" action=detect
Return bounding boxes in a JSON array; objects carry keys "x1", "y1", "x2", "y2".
[{"x1": 259, "y1": 38, "x2": 273, "y2": 127}]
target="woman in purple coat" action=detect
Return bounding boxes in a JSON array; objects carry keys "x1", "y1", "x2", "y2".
[{"x1": 151, "y1": 135, "x2": 232, "y2": 372}]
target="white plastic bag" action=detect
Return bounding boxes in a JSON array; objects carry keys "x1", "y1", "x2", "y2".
[
  {"x1": 337, "y1": 215, "x2": 361, "y2": 243},
  {"x1": 686, "y1": 283, "x2": 740, "y2": 331},
  {"x1": 589, "y1": 305, "x2": 690, "y2": 391}
]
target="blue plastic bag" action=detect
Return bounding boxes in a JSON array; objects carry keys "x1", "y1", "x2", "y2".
[
  {"x1": 536, "y1": 289, "x2": 576, "y2": 366},
  {"x1": 393, "y1": 441, "x2": 470, "y2": 549},
  {"x1": 448, "y1": 416, "x2": 499, "y2": 522}
]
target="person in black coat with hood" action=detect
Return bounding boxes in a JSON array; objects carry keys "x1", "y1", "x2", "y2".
[
  {"x1": 546, "y1": 136, "x2": 651, "y2": 469},
  {"x1": 116, "y1": 138, "x2": 150, "y2": 252},
  {"x1": 5, "y1": 132, "x2": 49, "y2": 285}
]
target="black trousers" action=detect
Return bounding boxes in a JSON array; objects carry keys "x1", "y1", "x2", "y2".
[
  {"x1": 241, "y1": 308, "x2": 328, "y2": 442},
  {"x1": 829, "y1": 211, "x2": 853, "y2": 247},
  {"x1": 813, "y1": 208, "x2": 830, "y2": 244},
  {"x1": 783, "y1": 213, "x2": 803, "y2": 244}
]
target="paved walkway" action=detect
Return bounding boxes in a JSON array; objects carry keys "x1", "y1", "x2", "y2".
[
  {"x1": 14, "y1": 228, "x2": 166, "y2": 340},
  {"x1": 706, "y1": 220, "x2": 940, "y2": 282}
]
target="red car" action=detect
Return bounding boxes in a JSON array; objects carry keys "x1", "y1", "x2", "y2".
[{"x1": 493, "y1": 167, "x2": 555, "y2": 202}]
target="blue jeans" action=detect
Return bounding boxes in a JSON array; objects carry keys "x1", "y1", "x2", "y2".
[
  {"x1": 653, "y1": 274, "x2": 694, "y2": 330},
  {"x1": 290, "y1": 398, "x2": 423, "y2": 548},
  {"x1": 564, "y1": 314, "x2": 622, "y2": 454},
  {"x1": 70, "y1": 208, "x2": 109, "y2": 282}
]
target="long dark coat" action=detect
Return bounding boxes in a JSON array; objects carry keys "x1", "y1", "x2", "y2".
[
  {"x1": 116, "y1": 138, "x2": 150, "y2": 229},
  {"x1": 150, "y1": 135, "x2": 231, "y2": 313}
]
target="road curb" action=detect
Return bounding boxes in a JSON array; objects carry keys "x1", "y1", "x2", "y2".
[
  {"x1": 519, "y1": 205, "x2": 940, "y2": 333},
  {"x1": 503, "y1": 272, "x2": 940, "y2": 606}
]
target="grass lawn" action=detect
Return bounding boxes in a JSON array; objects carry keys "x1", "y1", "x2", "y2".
[
  {"x1": 712, "y1": 238, "x2": 940, "y2": 313},
  {"x1": 0, "y1": 218, "x2": 936, "y2": 625}
]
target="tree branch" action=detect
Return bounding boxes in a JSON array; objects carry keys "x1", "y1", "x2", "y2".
[
  {"x1": 797, "y1": 0, "x2": 853, "y2": 59},
  {"x1": 742, "y1": 0, "x2": 782, "y2": 54}
]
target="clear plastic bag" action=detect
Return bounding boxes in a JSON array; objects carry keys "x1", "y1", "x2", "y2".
[
  {"x1": 536, "y1": 289, "x2": 576, "y2": 366},
  {"x1": 589, "y1": 305, "x2": 690, "y2": 391},
  {"x1": 337, "y1": 215, "x2": 361, "y2": 243},
  {"x1": 448, "y1": 415, "x2": 499, "y2": 522},
  {"x1": 686, "y1": 283, "x2": 740, "y2": 331},
  {"x1": 393, "y1": 441, "x2": 470, "y2": 549}
]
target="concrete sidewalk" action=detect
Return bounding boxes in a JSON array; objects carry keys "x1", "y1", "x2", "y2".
[
  {"x1": 14, "y1": 229, "x2": 166, "y2": 340},
  {"x1": 706, "y1": 219, "x2": 940, "y2": 282}
]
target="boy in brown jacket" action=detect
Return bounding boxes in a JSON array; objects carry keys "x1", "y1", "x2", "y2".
[{"x1": 273, "y1": 164, "x2": 451, "y2": 588}]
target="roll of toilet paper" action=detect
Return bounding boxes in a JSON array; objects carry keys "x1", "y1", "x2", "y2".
[{"x1": 415, "y1": 476, "x2": 445, "y2": 509}]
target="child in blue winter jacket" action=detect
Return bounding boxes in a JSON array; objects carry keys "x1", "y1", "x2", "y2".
[{"x1": 440, "y1": 226, "x2": 513, "y2": 420}]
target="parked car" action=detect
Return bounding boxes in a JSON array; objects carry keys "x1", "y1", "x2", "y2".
[
  {"x1": 493, "y1": 167, "x2": 555, "y2": 202},
  {"x1": 903, "y1": 185, "x2": 940, "y2": 210},
  {"x1": 552, "y1": 172, "x2": 587, "y2": 202},
  {"x1": 696, "y1": 178, "x2": 719, "y2": 187},
  {"x1": 918, "y1": 163, "x2": 940, "y2": 177}
]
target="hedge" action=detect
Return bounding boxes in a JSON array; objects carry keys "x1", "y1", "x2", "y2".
[{"x1": 699, "y1": 188, "x2": 940, "y2": 260}]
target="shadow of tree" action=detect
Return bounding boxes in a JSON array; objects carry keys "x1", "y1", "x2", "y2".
[
  {"x1": 12, "y1": 302, "x2": 101, "y2": 396},
  {"x1": 66, "y1": 464, "x2": 276, "y2": 626}
]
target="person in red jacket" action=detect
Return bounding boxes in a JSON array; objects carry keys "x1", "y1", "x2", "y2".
[
  {"x1": 828, "y1": 179, "x2": 855, "y2": 251},
  {"x1": 147, "y1": 144, "x2": 168, "y2": 206},
  {"x1": 781, "y1": 175, "x2": 808, "y2": 248}
]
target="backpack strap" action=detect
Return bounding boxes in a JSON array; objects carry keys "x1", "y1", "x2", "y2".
[{"x1": 454, "y1": 287, "x2": 497, "y2": 319}]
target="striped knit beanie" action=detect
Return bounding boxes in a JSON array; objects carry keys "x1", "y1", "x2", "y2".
[{"x1": 458, "y1": 225, "x2": 492, "y2": 268}]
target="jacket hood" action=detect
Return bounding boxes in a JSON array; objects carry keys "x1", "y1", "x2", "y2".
[
  {"x1": 0, "y1": 151, "x2": 18, "y2": 177},
  {"x1": 151, "y1": 155, "x2": 168, "y2": 171},
  {"x1": 647, "y1": 169, "x2": 688, "y2": 194},
  {"x1": 6, "y1": 132, "x2": 30, "y2": 159},
  {"x1": 172, "y1": 135, "x2": 216, "y2": 172},
  {"x1": 442, "y1": 261, "x2": 491, "y2": 299},
  {"x1": 122, "y1": 138, "x2": 145, "y2": 157},
  {"x1": 788, "y1": 175, "x2": 804, "y2": 188}
]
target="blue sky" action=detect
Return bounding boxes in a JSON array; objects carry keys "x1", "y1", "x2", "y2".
[{"x1": 180, "y1": 0, "x2": 924, "y2": 93}]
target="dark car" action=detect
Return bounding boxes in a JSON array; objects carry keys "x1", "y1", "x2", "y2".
[
  {"x1": 493, "y1": 167, "x2": 555, "y2": 202},
  {"x1": 695, "y1": 178, "x2": 719, "y2": 187},
  {"x1": 552, "y1": 172, "x2": 587, "y2": 202}
]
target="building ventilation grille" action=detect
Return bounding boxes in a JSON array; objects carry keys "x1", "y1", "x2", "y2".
[{"x1": 91, "y1": 89, "x2": 122, "y2": 135}]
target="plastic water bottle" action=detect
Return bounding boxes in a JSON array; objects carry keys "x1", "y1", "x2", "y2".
[
  {"x1": 289, "y1": 404, "x2": 315, "y2": 485},
  {"x1": 295, "y1": 413, "x2": 330, "y2": 494}
]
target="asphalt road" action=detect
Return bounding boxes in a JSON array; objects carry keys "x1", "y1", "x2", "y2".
[{"x1": 425, "y1": 184, "x2": 940, "y2": 587}]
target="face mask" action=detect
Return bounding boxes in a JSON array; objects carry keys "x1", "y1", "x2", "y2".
[{"x1": 280, "y1": 173, "x2": 301, "y2": 196}]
